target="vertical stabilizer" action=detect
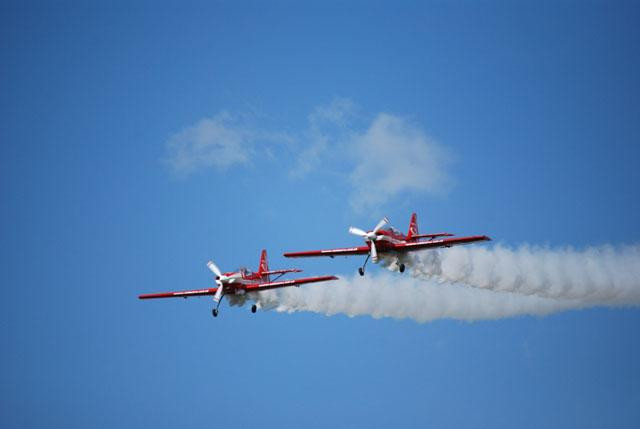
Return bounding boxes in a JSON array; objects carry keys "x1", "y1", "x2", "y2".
[
  {"x1": 258, "y1": 249, "x2": 270, "y2": 281},
  {"x1": 407, "y1": 213, "x2": 419, "y2": 240}
]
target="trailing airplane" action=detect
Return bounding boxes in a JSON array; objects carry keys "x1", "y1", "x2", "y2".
[
  {"x1": 284, "y1": 213, "x2": 491, "y2": 276},
  {"x1": 139, "y1": 250, "x2": 337, "y2": 317}
]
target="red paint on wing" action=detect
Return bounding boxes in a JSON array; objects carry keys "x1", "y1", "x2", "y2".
[
  {"x1": 283, "y1": 246, "x2": 370, "y2": 258},
  {"x1": 138, "y1": 288, "x2": 217, "y2": 299}
]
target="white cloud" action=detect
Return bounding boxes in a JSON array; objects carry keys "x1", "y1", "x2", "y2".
[
  {"x1": 307, "y1": 97, "x2": 356, "y2": 129},
  {"x1": 165, "y1": 100, "x2": 452, "y2": 212},
  {"x1": 349, "y1": 113, "x2": 451, "y2": 210},
  {"x1": 289, "y1": 98, "x2": 356, "y2": 178},
  {"x1": 165, "y1": 112, "x2": 294, "y2": 174},
  {"x1": 165, "y1": 112, "x2": 253, "y2": 174}
]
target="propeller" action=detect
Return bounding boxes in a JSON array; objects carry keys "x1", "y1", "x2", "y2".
[
  {"x1": 348, "y1": 217, "x2": 389, "y2": 263},
  {"x1": 207, "y1": 260, "x2": 228, "y2": 302}
]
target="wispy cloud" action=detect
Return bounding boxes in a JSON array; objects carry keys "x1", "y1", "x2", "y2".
[
  {"x1": 165, "y1": 112, "x2": 253, "y2": 174},
  {"x1": 165, "y1": 112, "x2": 293, "y2": 174},
  {"x1": 289, "y1": 98, "x2": 356, "y2": 178},
  {"x1": 165, "y1": 99, "x2": 452, "y2": 211},
  {"x1": 290, "y1": 100, "x2": 451, "y2": 210}
]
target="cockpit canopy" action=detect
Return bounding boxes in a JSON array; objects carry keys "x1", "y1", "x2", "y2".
[{"x1": 239, "y1": 267, "x2": 254, "y2": 277}]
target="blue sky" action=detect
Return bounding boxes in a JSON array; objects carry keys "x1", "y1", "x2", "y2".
[{"x1": 2, "y1": 1, "x2": 640, "y2": 428}]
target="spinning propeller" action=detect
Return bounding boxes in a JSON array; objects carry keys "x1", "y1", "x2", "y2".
[
  {"x1": 348, "y1": 217, "x2": 389, "y2": 262},
  {"x1": 206, "y1": 260, "x2": 233, "y2": 303}
]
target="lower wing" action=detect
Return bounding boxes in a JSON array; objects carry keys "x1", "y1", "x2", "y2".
[
  {"x1": 284, "y1": 246, "x2": 370, "y2": 258},
  {"x1": 394, "y1": 235, "x2": 491, "y2": 251}
]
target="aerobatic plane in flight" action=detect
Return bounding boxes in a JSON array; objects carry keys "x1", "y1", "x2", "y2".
[
  {"x1": 284, "y1": 213, "x2": 491, "y2": 276},
  {"x1": 139, "y1": 250, "x2": 337, "y2": 317}
]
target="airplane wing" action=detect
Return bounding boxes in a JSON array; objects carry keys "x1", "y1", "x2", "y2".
[
  {"x1": 245, "y1": 275, "x2": 338, "y2": 291},
  {"x1": 283, "y1": 246, "x2": 370, "y2": 258},
  {"x1": 138, "y1": 276, "x2": 337, "y2": 299},
  {"x1": 393, "y1": 235, "x2": 491, "y2": 251},
  {"x1": 138, "y1": 287, "x2": 217, "y2": 299}
]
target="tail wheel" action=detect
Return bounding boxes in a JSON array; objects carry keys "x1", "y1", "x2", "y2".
[
  {"x1": 358, "y1": 267, "x2": 365, "y2": 276},
  {"x1": 212, "y1": 308, "x2": 218, "y2": 318},
  {"x1": 399, "y1": 263, "x2": 405, "y2": 273},
  {"x1": 251, "y1": 304, "x2": 257, "y2": 313}
]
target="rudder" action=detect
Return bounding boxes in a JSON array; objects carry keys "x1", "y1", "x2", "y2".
[
  {"x1": 406, "y1": 213, "x2": 419, "y2": 240},
  {"x1": 258, "y1": 249, "x2": 270, "y2": 280}
]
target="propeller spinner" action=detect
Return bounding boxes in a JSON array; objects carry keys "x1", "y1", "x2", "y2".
[
  {"x1": 348, "y1": 217, "x2": 389, "y2": 263},
  {"x1": 206, "y1": 260, "x2": 229, "y2": 303}
]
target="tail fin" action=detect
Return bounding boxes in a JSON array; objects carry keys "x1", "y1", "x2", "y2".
[
  {"x1": 258, "y1": 249, "x2": 270, "y2": 281},
  {"x1": 406, "y1": 213, "x2": 419, "y2": 240}
]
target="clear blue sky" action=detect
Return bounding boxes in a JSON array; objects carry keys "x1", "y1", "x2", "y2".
[{"x1": 2, "y1": 1, "x2": 640, "y2": 427}]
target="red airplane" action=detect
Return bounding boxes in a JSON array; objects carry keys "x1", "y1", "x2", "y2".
[
  {"x1": 284, "y1": 213, "x2": 491, "y2": 276},
  {"x1": 139, "y1": 250, "x2": 337, "y2": 317}
]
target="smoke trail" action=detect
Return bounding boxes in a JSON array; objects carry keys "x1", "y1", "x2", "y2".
[
  {"x1": 254, "y1": 245, "x2": 640, "y2": 323},
  {"x1": 410, "y1": 244, "x2": 640, "y2": 303},
  {"x1": 256, "y1": 274, "x2": 580, "y2": 323}
]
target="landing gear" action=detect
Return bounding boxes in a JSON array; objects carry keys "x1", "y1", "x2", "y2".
[
  {"x1": 358, "y1": 254, "x2": 370, "y2": 276},
  {"x1": 399, "y1": 263, "x2": 405, "y2": 273},
  {"x1": 251, "y1": 304, "x2": 257, "y2": 313},
  {"x1": 212, "y1": 294, "x2": 224, "y2": 318}
]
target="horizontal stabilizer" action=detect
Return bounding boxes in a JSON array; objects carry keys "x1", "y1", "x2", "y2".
[
  {"x1": 262, "y1": 268, "x2": 303, "y2": 275},
  {"x1": 411, "y1": 232, "x2": 454, "y2": 240},
  {"x1": 246, "y1": 275, "x2": 338, "y2": 291}
]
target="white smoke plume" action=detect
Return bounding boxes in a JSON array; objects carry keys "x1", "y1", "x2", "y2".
[
  {"x1": 410, "y1": 244, "x2": 640, "y2": 303},
  {"x1": 254, "y1": 245, "x2": 640, "y2": 323},
  {"x1": 255, "y1": 274, "x2": 577, "y2": 323}
]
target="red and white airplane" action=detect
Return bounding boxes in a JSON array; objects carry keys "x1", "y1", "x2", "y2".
[
  {"x1": 284, "y1": 213, "x2": 491, "y2": 276},
  {"x1": 139, "y1": 250, "x2": 337, "y2": 317}
]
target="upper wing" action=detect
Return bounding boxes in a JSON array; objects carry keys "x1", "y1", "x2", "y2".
[
  {"x1": 138, "y1": 287, "x2": 217, "y2": 299},
  {"x1": 245, "y1": 275, "x2": 338, "y2": 292},
  {"x1": 284, "y1": 246, "x2": 370, "y2": 258},
  {"x1": 393, "y1": 235, "x2": 491, "y2": 251}
]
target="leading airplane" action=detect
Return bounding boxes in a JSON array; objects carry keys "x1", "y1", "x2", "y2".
[
  {"x1": 284, "y1": 213, "x2": 491, "y2": 275},
  {"x1": 139, "y1": 250, "x2": 337, "y2": 317}
]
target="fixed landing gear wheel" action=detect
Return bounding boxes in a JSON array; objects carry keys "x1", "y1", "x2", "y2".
[
  {"x1": 212, "y1": 308, "x2": 218, "y2": 318},
  {"x1": 358, "y1": 267, "x2": 365, "y2": 276},
  {"x1": 399, "y1": 263, "x2": 405, "y2": 273},
  {"x1": 251, "y1": 304, "x2": 257, "y2": 313}
]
